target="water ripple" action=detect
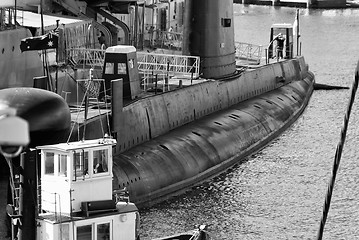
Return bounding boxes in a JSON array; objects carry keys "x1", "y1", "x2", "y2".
[{"x1": 140, "y1": 5, "x2": 359, "y2": 240}]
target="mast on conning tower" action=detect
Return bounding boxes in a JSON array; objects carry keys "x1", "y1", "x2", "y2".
[{"x1": 182, "y1": 0, "x2": 236, "y2": 79}]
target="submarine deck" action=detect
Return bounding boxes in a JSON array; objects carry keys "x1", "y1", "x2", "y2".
[{"x1": 69, "y1": 56, "x2": 289, "y2": 126}]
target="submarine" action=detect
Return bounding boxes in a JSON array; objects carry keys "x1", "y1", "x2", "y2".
[{"x1": 1, "y1": 0, "x2": 314, "y2": 227}]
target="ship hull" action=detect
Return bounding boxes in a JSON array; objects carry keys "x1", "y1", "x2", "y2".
[
  {"x1": 106, "y1": 57, "x2": 315, "y2": 207},
  {"x1": 0, "y1": 28, "x2": 42, "y2": 89}
]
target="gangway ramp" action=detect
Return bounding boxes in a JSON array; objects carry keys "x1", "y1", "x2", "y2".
[{"x1": 137, "y1": 52, "x2": 200, "y2": 79}]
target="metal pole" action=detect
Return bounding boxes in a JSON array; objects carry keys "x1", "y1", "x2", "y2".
[
  {"x1": 18, "y1": 154, "x2": 24, "y2": 240},
  {"x1": 55, "y1": 20, "x2": 59, "y2": 93},
  {"x1": 296, "y1": 9, "x2": 300, "y2": 56},
  {"x1": 316, "y1": 61, "x2": 359, "y2": 240},
  {"x1": 142, "y1": 3, "x2": 145, "y2": 50},
  {"x1": 14, "y1": 0, "x2": 16, "y2": 28}
]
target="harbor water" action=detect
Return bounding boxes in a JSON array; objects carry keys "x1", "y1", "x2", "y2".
[{"x1": 140, "y1": 5, "x2": 359, "y2": 240}]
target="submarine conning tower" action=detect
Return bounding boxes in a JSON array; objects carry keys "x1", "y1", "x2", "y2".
[{"x1": 182, "y1": 0, "x2": 236, "y2": 79}]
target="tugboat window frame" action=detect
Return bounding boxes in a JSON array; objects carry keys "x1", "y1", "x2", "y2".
[
  {"x1": 76, "y1": 224, "x2": 92, "y2": 240},
  {"x1": 45, "y1": 152, "x2": 55, "y2": 176},
  {"x1": 59, "y1": 154, "x2": 68, "y2": 177},
  {"x1": 73, "y1": 150, "x2": 89, "y2": 181},
  {"x1": 93, "y1": 149, "x2": 109, "y2": 176},
  {"x1": 75, "y1": 221, "x2": 112, "y2": 240},
  {"x1": 96, "y1": 221, "x2": 111, "y2": 240}
]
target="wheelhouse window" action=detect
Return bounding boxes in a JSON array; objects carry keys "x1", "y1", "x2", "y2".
[
  {"x1": 117, "y1": 63, "x2": 127, "y2": 74},
  {"x1": 76, "y1": 222, "x2": 111, "y2": 240},
  {"x1": 105, "y1": 62, "x2": 114, "y2": 74},
  {"x1": 45, "y1": 152, "x2": 54, "y2": 175},
  {"x1": 74, "y1": 151, "x2": 89, "y2": 180},
  {"x1": 93, "y1": 149, "x2": 108, "y2": 174},
  {"x1": 97, "y1": 223, "x2": 110, "y2": 240},
  {"x1": 59, "y1": 154, "x2": 68, "y2": 177},
  {"x1": 77, "y1": 225, "x2": 92, "y2": 240}
]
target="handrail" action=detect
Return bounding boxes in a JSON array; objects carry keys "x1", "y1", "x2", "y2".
[
  {"x1": 66, "y1": 48, "x2": 201, "y2": 93},
  {"x1": 151, "y1": 30, "x2": 183, "y2": 49},
  {"x1": 137, "y1": 52, "x2": 200, "y2": 78},
  {"x1": 235, "y1": 42, "x2": 263, "y2": 65},
  {"x1": 66, "y1": 48, "x2": 106, "y2": 69}
]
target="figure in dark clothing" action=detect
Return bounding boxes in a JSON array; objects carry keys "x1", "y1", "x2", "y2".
[
  {"x1": 94, "y1": 163, "x2": 104, "y2": 173},
  {"x1": 98, "y1": 32, "x2": 107, "y2": 50},
  {"x1": 275, "y1": 33, "x2": 285, "y2": 60}
]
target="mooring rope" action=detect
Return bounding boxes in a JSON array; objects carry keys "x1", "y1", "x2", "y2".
[{"x1": 316, "y1": 60, "x2": 359, "y2": 240}]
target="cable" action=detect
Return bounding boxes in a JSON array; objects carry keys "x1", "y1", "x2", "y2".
[{"x1": 316, "y1": 60, "x2": 359, "y2": 240}]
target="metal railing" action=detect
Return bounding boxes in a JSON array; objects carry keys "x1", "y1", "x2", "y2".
[
  {"x1": 235, "y1": 42, "x2": 263, "y2": 65},
  {"x1": 66, "y1": 48, "x2": 201, "y2": 93},
  {"x1": 66, "y1": 48, "x2": 106, "y2": 69},
  {"x1": 137, "y1": 52, "x2": 200, "y2": 78},
  {"x1": 137, "y1": 52, "x2": 200, "y2": 92},
  {"x1": 150, "y1": 30, "x2": 183, "y2": 50}
]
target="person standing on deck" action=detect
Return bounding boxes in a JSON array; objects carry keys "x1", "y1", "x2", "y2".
[{"x1": 274, "y1": 33, "x2": 285, "y2": 60}]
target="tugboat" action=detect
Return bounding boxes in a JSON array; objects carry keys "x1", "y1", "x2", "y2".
[{"x1": 2, "y1": 133, "x2": 209, "y2": 240}]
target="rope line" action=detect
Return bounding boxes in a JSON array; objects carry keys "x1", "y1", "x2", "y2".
[{"x1": 316, "y1": 60, "x2": 359, "y2": 240}]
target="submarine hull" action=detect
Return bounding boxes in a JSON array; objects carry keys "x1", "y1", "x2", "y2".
[{"x1": 111, "y1": 64, "x2": 314, "y2": 207}]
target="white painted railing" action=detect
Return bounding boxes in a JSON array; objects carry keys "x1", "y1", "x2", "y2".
[
  {"x1": 137, "y1": 52, "x2": 200, "y2": 78},
  {"x1": 235, "y1": 42, "x2": 263, "y2": 65},
  {"x1": 67, "y1": 48, "x2": 106, "y2": 69}
]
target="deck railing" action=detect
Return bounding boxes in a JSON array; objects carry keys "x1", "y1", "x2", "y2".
[
  {"x1": 235, "y1": 42, "x2": 263, "y2": 65},
  {"x1": 66, "y1": 48, "x2": 106, "y2": 69},
  {"x1": 150, "y1": 30, "x2": 182, "y2": 50},
  {"x1": 137, "y1": 52, "x2": 200, "y2": 91},
  {"x1": 137, "y1": 52, "x2": 200, "y2": 78},
  {"x1": 67, "y1": 48, "x2": 201, "y2": 92}
]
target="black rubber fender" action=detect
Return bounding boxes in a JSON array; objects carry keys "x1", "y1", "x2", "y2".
[{"x1": 0, "y1": 88, "x2": 71, "y2": 147}]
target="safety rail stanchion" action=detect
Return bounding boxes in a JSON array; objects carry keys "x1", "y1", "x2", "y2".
[
  {"x1": 316, "y1": 60, "x2": 359, "y2": 240},
  {"x1": 235, "y1": 42, "x2": 263, "y2": 65}
]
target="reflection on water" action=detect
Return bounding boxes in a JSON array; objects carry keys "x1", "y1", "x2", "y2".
[{"x1": 140, "y1": 5, "x2": 359, "y2": 240}]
